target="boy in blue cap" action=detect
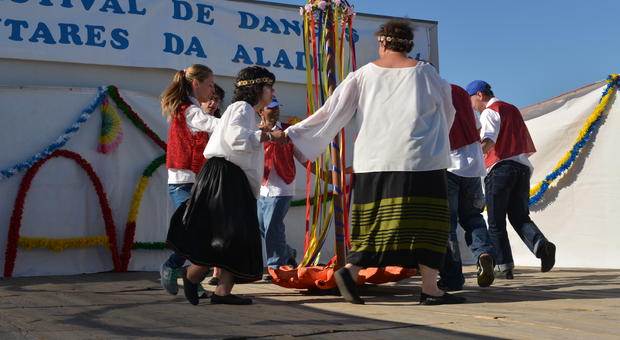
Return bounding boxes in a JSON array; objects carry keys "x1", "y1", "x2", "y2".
[
  {"x1": 257, "y1": 96, "x2": 305, "y2": 279},
  {"x1": 466, "y1": 80, "x2": 556, "y2": 279}
]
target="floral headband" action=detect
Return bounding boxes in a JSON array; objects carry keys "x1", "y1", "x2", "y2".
[
  {"x1": 377, "y1": 35, "x2": 413, "y2": 44},
  {"x1": 236, "y1": 77, "x2": 274, "y2": 87}
]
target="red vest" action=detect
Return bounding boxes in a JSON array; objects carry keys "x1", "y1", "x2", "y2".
[
  {"x1": 449, "y1": 84, "x2": 480, "y2": 151},
  {"x1": 165, "y1": 104, "x2": 209, "y2": 174},
  {"x1": 484, "y1": 101, "x2": 536, "y2": 168},
  {"x1": 263, "y1": 123, "x2": 296, "y2": 185}
]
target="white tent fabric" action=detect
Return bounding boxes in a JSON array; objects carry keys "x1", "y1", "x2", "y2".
[{"x1": 508, "y1": 81, "x2": 619, "y2": 269}]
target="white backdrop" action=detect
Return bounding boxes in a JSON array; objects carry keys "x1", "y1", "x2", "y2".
[{"x1": 507, "y1": 81, "x2": 620, "y2": 269}]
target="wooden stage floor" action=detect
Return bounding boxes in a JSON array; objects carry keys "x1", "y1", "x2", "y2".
[{"x1": 1, "y1": 266, "x2": 618, "y2": 339}]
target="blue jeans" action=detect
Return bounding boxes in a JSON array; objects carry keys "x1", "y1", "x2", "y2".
[
  {"x1": 439, "y1": 172, "x2": 496, "y2": 289},
  {"x1": 257, "y1": 196, "x2": 294, "y2": 268},
  {"x1": 164, "y1": 183, "x2": 193, "y2": 269},
  {"x1": 485, "y1": 161, "x2": 548, "y2": 272}
]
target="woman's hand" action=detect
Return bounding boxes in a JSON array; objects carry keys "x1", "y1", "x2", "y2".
[{"x1": 269, "y1": 130, "x2": 289, "y2": 143}]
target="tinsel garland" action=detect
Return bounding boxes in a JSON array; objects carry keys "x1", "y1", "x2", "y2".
[
  {"x1": 18, "y1": 236, "x2": 109, "y2": 252},
  {"x1": 119, "y1": 155, "x2": 166, "y2": 269},
  {"x1": 528, "y1": 74, "x2": 619, "y2": 206},
  {"x1": 0, "y1": 87, "x2": 107, "y2": 180},
  {"x1": 97, "y1": 96, "x2": 124, "y2": 153},
  {"x1": 106, "y1": 85, "x2": 167, "y2": 151},
  {"x1": 3, "y1": 149, "x2": 121, "y2": 277}
]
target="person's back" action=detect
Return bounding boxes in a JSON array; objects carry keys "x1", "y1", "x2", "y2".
[{"x1": 352, "y1": 62, "x2": 454, "y2": 173}]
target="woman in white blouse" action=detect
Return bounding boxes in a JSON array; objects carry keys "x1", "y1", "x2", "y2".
[
  {"x1": 167, "y1": 66, "x2": 286, "y2": 306},
  {"x1": 285, "y1": 20, "x2": 464, "y2": 305}
]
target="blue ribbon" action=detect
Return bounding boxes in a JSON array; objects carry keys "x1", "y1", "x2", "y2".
[{"x1": 1, "y1": 86, "x2": 107, "y2": 180}]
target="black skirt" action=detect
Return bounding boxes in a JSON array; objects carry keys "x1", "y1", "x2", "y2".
[
  {"x1": 348, "y1": 170, "x2": 449, "y2": 269},
  {"x1": 166, "y1": 157, "x2": 263, "y2": 282}
]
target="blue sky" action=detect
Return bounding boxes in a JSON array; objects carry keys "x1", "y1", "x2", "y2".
[{"x1": 266, "y1": 0, "x2": 619, "y2": 107}]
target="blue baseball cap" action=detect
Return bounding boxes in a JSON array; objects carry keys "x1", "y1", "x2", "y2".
[
  {"x1": 465, "y1": 80, "x2": 492, "y2": 96},
  {"x1": 266, "y1": 95, "x2": 282, "y2": 108}
]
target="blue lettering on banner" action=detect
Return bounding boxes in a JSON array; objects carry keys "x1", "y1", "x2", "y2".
[
  {"x1": 185, "y1": 36, "x2": 206, "y2": 57},
  {"x1": 231, "y1": 44, "x2": 253, "y2": 64},
  {"x1": 196, "y1": 3, "x2": 214, "y2": 25},
  {"x1": 127, "y1": 0, "x2": 146, "y2": 15},
  {"x1": 110, "y1": 28, "x2": 129, "y2": 49},
  {"x1": 164, "y1": 32, "x2": 184, "y2": 54},
  {"x1": 238, "y1": 12, "x2": 302, "y2": 37},
  {"x1": 85, "y1": 25, "x2": 106, "y2": 47},
  {"x1": 29, "y1": 22, "x2": 56, "y2": 44},
  {"x1": 163, "y1": 32, "x2": 207, "y2": 58},
  {"x1": 260, "y1": 16, "x2": 281, "y2": 34},
  {"x1": 2, "y1": 17, "x2": 130, "y2": 50},
  {"x1": 238, "y1": 11, "x2": 259, "y2": 30},
  {"x1": 296, "y1": 51, "x2": 308, "y2": 71},
  {"x1": 10, "y1": 0, "x2": 147, "y2": 15},
  {"x1": 232, "y1": 44, "x2": 309, "y2": 70},
  {"x1": 58, "y1": 23, "x2": 83, "y2": 45},
  {"x1": 4, "y1": 19, "x2": 28, "y2": 41},
  {"x1": 273, "y1": 49, "x2": 292, "y2": 69},
  {"x1": 172, "y1": 0, "x2": 214, "y2": 25},
  {"x1": 99, "y1": 0, "x2": 125, "y2": 14},
  {"x1": 253, "y1": 47, "x2": 270, "y2": 67},
  {"x1": 172, "y1": 0, "x2": 192, "y2": 21},
  {"x1": 280, "y1": 18, "x2": 301, "y2": 36}
]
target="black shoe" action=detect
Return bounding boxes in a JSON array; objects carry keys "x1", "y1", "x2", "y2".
[
  {"x1": 211, "y1": 294, "x2": 252, "y2": 305},
  {"x1": 477, "y1": 253, "x2": 495, "y2": 287},
  {"x1": 436, "y1": 281, "x2": 462, "y2": 292},
  {"x1": 182, "y1": 272, "x2": 200, "y2": 306},
  {"x1": 334, "y1": 268, "x2": 365, "y2": 304},
  {"x1": 496, "y1": 269, "x2": 514, "y2": 280},
  {"x1": 287, "y1": 248, "x2": 298, "y2": 267},
  {"x1": 262, "y1": 274, "x2": 273, "y2": 281},
  {"x1": 420, "y1": 292, "x2": 466, "y2": 305},
  {"x1": 539, "y1": 242, "x2": 556, "y2": 272},
  {"x1": 207, "y1": 277, "x2": 220, "y2": 286}
]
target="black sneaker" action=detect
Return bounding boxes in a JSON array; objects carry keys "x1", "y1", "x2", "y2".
[
  {"x1": 539, "y1": 242, "x2": 556, "y2": 272},
  {"x1": 287, "y1": 248, "x2": 298, "y2": 267},
  {"x1": 182, "y1": 271, "x2": 200, "y2": 306},
  {"x1": 211, "y1": 294, "x2": 252, "y2": 305},
  {"x1": 334, "y1": 267, "x2": 365, "y2": 304},
  {"x1": 437, "y1": 280, "x2": 462, "y2": 292},
  {"x1": 420, "y1": 292, "x2": 466, "y2": 305},
  {"x1": 207, "y1": 277, "x2": 220, "y2": 286},
  {"x1": 495, "y1": 269, "x2": 514, "y2": 280},
  {"x1": 477, "y1": 253, "x2": 495, "y2": 287}
]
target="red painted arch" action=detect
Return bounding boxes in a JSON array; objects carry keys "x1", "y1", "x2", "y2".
[{"x1": 4, "y1": 149, "x2": 121, "y2": 277}]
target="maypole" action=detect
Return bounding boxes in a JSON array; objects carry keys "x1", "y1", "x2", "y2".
[
  {"x1": 324, "y1": 1, "x2": 346, "y2": 268},
  {"x1": 269, "y1": 0, "x2": 416, "y2": 290}
]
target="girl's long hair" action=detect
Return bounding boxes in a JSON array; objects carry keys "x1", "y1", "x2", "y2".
[{"x1": 160, "y1": 64, "x2": 213, "y2": 120}]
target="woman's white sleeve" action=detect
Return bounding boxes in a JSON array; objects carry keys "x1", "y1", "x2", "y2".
[
  {"x1": 285, "y1": 73, "x2": 359, "y2": 160},
  {"x1": 185, "y1": 106, "x2": 219, "y2": 133},
  {"x1": 223, "y1": 105, "x2": 262, "y2": 152}
]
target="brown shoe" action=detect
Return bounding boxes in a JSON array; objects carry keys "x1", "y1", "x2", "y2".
[{"x1": 477, "y1": 253, "x2": 495, "y2": 287}]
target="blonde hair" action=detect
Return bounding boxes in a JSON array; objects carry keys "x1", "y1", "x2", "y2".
[{"x1": 160, "y1": 64, "x2": 213, "y2": 120}]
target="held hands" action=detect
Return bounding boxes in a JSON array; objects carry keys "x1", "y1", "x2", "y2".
[{"x1": 269, "y1": 130, "x2": 289, "y2": 143}]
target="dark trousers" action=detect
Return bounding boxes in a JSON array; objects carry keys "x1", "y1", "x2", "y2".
[
  {"x1": 485, "y1": 160, "x2": 548, "y2": 271},
  {"x1": 439, "y1": 172, "x2": 496, "y2": 289}
]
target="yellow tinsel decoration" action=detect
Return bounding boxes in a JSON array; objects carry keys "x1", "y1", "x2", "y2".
[{"x1": 18, "y1": 236, "x2": 110, "y2": 252}]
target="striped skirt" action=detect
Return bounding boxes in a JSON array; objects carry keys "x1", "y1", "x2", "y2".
[{"x1": 349, "y1": 170, "x2": 449, "y2": 269}]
